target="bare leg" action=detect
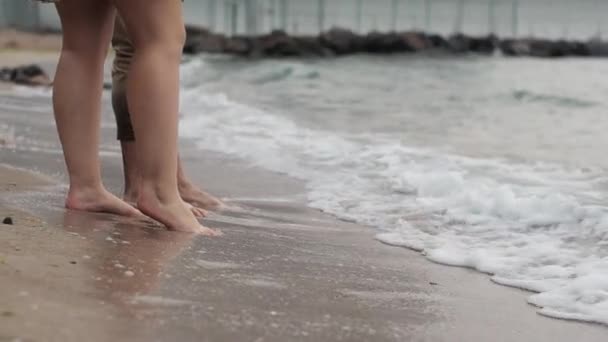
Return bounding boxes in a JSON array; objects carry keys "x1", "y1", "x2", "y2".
[
  {"x1": 120, "y1": 141, "x2": 207, "y2": 217},
  {"x1": 112, "y1": 67, "x2": 216, "y2": 217},
  {"x1": 112, "y1": 0, "x2": 218, "y2": 235},
  {"x1": 177, "y1": 158, "x2": 225, "y2": 210},
  {"x1": 53, "y1": 0, "x2": 139, "y2": 217}
]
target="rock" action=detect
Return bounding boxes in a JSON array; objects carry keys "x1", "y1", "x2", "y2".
[
  {"x1": 1, "y1": 311, "x2": 15, "y2": 317},
  {"x1": 185, "y1": 25, "x2": 212, "y2": 38},
  {"x1": 427, "y1": 33, "x2": 448, "y2": 49},
  {"x1": 3, "y1": 217, "x2": 13, "y2": 225},
  {"x1": 587, "y1": 39, "x2": 608, "y2": 57},
  {"x1": 223, "y1": 36, "x2": 252, "y2": 56},
  {"x1": 447, "y1": 33, "x2": 472, "y2": 53},
  {"x1": 184, "y1": 33, "x2": 226, "y2": 54},
  {"x1": 256, "y1": 30, "x2": 303, "y2": 57},
  {"x1": 400, "y1": 32, "x2": 432, "y2": 51},
  {"x1": 499, "y1": 39, "x2": 530, "y2": 56},
  {"x1": 527, "y1": 39, "x2": 566, "y2": 57},
  {"x1": 294, "y1": 36, "x2": 335, "y2": 57},
  {"x1": 183, "y1": 25, "x2": 229, "y2": 55},
  {"x1": 447, "y1": 34, "x2": 495, "y2": 54},
  {"x1": 469, "y1": 35, "x2": 497, "y2": 54},
  {"x1": 363, "y1": 31, "x2": 414, "y2": 53},
  {"x1": 0, "y1": 67, "x2": 12, "y2": 82},
  {"x1": 569, "y1": 41, "x2": 591, "y2": 56},
  {"x1": 3, "y1": 65, "x2": 52, "y2": 86},
  {"x1": 499, "y1": 38, "x2": 588, "y2": 58},
  {"x1": 320, "y1": 27, "x2": 363, "y2": 55}
]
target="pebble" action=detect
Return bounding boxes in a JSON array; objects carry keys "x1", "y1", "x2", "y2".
[
  {"x1": 124, "y1": 270, "x2": 135, "y2": 277},
  {"x1": 2, "y1": 217, "x2": 13, "y2": 225}
]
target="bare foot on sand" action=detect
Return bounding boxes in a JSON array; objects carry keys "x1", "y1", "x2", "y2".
[
  {"x1": 66, "y1": 186, "x2": 141, "y2": 216},
  {"x1": 137, "y1": 185, "x2": 221, "y2": 236},
  {"x1": 179, "y1": 181, "x2": 224, "y2": 211},
  {"x1": 124, "y1": 191, "x2": 208, "y2": 218},
  {"x1": 185, "y1": 202, "x2": 208, "y2": 218}
]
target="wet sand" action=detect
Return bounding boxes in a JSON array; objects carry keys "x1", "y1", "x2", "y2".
[{"x1": 1, "y1": 51, "x2": 608, "y2": 342}]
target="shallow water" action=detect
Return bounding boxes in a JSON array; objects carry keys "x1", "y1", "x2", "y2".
[{"x1": 178, "y1": 54, "x2": 608, "y2": 325}]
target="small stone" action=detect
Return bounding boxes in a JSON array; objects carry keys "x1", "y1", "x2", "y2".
[
  {"x1": 430, "y1": 282, "x2": 438, "y2": 286},
  {"x1": 70, "y1": 261, "x2": 77, "y2": 265},
  {"x1": 2, "y1": 217, "x2": 13, "y2": 225},
  {"x1": 114, "y1": 263, "x2": 125, "y2": 269},
  {"x1": 124, "y1": 270, "x2": 135, "y2": 277}
]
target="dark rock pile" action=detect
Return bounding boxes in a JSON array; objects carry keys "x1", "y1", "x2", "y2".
[
  {"x1": 0, "y1": 64, "x2": 51, "y2": 86},
  {"x1": 184, "y1": 26, "x2": 608, "y2": 59}
]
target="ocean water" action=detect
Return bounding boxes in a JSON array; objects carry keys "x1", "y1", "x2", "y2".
[{"x1": 178, "y1": 54, "x2": 608, "y2": 325}]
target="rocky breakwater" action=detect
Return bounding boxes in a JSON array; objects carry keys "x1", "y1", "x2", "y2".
[
  {"x1": 0, "y1": 64, "x2": 51, "y2": 86},
  {"x1": 184, "y1": 26, "x2": 608, "y2": 59}
]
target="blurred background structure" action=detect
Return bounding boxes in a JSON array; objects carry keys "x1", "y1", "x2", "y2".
[{"x1": 1, "y1": 0, "x2": 607, "y2": 39}]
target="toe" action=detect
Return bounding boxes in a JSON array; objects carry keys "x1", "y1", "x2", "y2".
[{"x1": 199, "y1": 227, "x2": 221, "y2": 236}]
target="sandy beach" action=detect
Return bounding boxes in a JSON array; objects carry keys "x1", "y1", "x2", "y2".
[{"x1": 1, "y1": 50, "x2": 608, "y2": 342}]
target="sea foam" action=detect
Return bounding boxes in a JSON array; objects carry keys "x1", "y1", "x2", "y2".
[{"x1": 179, "y1": 82, "x2": 608, "y2": 325}]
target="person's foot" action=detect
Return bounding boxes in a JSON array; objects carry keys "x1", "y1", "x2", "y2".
[
  {"x1": 123, "y1": 189, "x2": 207, "y2": 218},
  {"x1": 66, "y1": 185, "x2": 141, "y2": 216},
  {"x1": 179, "y1": 180, "x2": 224, "y2": 211},
  {"x1": 185, "y1": 202, "x2": 208, "y2": 218},
  {"x1": 123, "y1": 189, "x2": 139, "y2": 206},
  {"x1": 137, "y1": 184, "x2": 221, "y2": 236}
]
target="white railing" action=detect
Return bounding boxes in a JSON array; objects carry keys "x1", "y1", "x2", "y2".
[
  {"x1": 181, "y1": 0, "x2": 608, "y2": 39},
  {"x1": 2, "y1": 0, "x2": 606, "y2": 40}
]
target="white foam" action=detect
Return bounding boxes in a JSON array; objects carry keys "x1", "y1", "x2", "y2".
[
  {"x1": 131, "y1": 295, "x2": 193, "y2": 306},
  {"x1": 178, "y1": 81, "x2": 608, "y2": 325}
]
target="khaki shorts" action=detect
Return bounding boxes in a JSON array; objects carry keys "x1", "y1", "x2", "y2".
[{"x1": 111, "y1": 16, "x2": 136, "y2": 141}]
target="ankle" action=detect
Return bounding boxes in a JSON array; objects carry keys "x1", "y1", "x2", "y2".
[
  {"x1": 139, "y1": 181, "x2": 181, "y2": 204},
  {"x1": 123, "y1": 188, "x2": 139, "y2": 203},
  {"x1": 65, "y1": 183, "x2": 105, "y2": 209},
  {"x1": 68, "y1": 181, "x2": 104, "y2": 196},
  {"x1": 178, "y1": 179, "x2": 195, "y2": 192}
]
